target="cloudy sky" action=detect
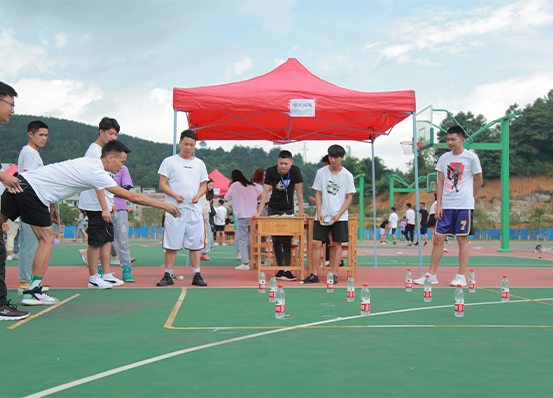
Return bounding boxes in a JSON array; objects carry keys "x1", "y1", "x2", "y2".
[{"x1": 1, "y1": 0, "x2": 552, "y2": 171}]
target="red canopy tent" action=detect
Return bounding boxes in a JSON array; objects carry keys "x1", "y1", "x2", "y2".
[
  {"x1": 208, "y1": 169, "x2": 230, "y2": 197},
  {"x1": 173, "y1": 58, "x2": 415, "y2": 142}
]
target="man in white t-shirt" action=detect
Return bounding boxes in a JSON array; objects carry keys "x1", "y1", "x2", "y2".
[
  {"x1": 156, "y1": 130, "x2": 209, "y2": 287},
  {"x1": 414, "y1": 126, "x2": 483, "y2": 287},
  {"x1": 301, "y1": 145, "x2": 355, "y2": 285},
  {"x1": 405, "y1": 203, "x2": 416, "y2": 246},
  {"x1": 388, "y1": 206, "x2": 399, "y2": 245},
  {"x1": 78, "y1": 117, "x2": 123, "y2": 289},
  {"x1": 214, "y1": 199, "x2": 227, "y2": 246},
  {"x1": 17, "y1": 120, "x2": 49, "y2": 300},
  {"x1": 1, "y1": 140, "x2": 181, "y2": 305}
]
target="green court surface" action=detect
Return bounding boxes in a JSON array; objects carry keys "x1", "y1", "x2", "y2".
[
  {"x1": 3, "y1": 286, "x2": 553, "y2": 397},
  {"x1": 6, "y1": 243, "x2": 553, "y2": 269}
]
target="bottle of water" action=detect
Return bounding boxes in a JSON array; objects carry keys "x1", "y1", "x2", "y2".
[
  {"x1": 468, "y1": 269, "x2": 476, "y2": 293},
  {"x1": 361, "y1": 284, "x2": 370, "y2": 316},
  {"x1": 258, "y1": 270, "x2": 266, "y2": 294},
  {"x1": 269, "y1": 274, "x2": 277, "y2": 303},
  {"x1": 405, "y1": 268, "x2": 413, "y2": 292},
  {"x1": 423, "y1": 275, "x2": 432, "y2": 302},
  {"x1": 327, "y1": 270, "x2": 334, "y2": 293},
  {"x1": 501, "y1": 275, "x2": 509, "y2": 303},
  {"x1": 275, "y1": 285, "x2": 285, "y2": 319},
  {"x1": 346, "y1": 275, "x2": 355, "y2": 302},
  {"x1": 454, "y1": 284, "x2": 464, "y2": 317}
]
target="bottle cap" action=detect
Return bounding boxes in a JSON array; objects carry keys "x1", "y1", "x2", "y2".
[
  {"x1": 470, "y1": 269, "x2": 474, "y2": 271},
  {"x1": 260, "y1": 269, "x2": 264, "y2": 272},
  {"x1": 349, "y1": 274, "x2": 353, "y2": 277},
  {"x1": 503, "y1": 275, "x2": 507, "y2": 278},
  {"x1": 363, "y1": 283, "x2": 368, "y2": 287},
  {"x1": 425, "y1": 275, "x2": 429, "y2": 277},
  {"x1": 407, "y1": 268, "x2": 411, "y2": 271},
  {"x1": 278, "y1": 284, "x2": 283, "y2": 288},
  {"x1": 272, "y1": 275, "x2": 276, "y2": 277},
  {"x1": 457, "y1": 284, "x2": 462, "y2": 287}
]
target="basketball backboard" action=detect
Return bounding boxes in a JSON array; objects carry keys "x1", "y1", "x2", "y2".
[{"x1": 416, "y1": 105, "x2": 433, "y2": 149}]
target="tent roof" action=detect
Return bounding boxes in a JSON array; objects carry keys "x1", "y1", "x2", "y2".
[
  {"x1": 208, "y1": 169, "x2": 230, "y2": 196},
  {"x1": 173, "y1": 58, "x2": 415, "y2": 142},
  {"x1": 4, "y1": 164, "x2": 17, "y2": 175}
]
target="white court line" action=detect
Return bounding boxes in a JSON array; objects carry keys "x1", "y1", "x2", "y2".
[{"x1": 25, "y1": 297, "x2": 553, "y2": 398}]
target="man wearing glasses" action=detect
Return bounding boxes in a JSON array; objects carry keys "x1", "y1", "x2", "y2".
[{"x1": 0, "y1": 81, "x2": 30, "y2": 321}]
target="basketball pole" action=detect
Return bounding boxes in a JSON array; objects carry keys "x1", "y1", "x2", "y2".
[{"x1": 412, "y1": 112, "x2": 424, "y2": 276}]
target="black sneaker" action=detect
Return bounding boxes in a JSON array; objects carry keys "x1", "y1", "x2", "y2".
[
  {"x1": 423, "y1": 242, "x2": 428, "y2": 247},
  {"x1": 300, "y1": 274, "x2": 320, "y2": 284},
  {"x1": 280, "y1": 270, "x2": 296, "y2": 281},
  {"x1": 192, "y1": 272, "x2": 207, "y2": 286},
  {"x1": 393, "y1": 241, "x2": 397, "y2": 245},
  {"x1": 414, "y1": 242, "x2": 419, "y2": 246},
  {"x1": 0, "y1": 300, "x2": 30, "y2": 321},
  {"x1": 156, "y1": 272, "x2": 174, "y2": 287},
  {"x1": 333, "y1": 275, "x2": 338, "y2": 284},
  {"x1": 275, "y1": 270, "x2": 285, "y2": 279},
  {"x1": 339, "y1": 260, "x2": 344, "y2": 267}
]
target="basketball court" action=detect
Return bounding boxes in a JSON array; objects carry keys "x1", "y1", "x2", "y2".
[{"x1": 3, "y1": 242, "x2": 552, "y2": 397}]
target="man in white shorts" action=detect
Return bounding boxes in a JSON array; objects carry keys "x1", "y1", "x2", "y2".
[
  {"x1": 388, "y1": 206, "x2": 399, "y2": 245},
  {"x1": 1, "y1": 140, "x2": 182, "y2": 305},
  {"x1": 157, "y1": 129, "x2": 208, "y2": 287}
]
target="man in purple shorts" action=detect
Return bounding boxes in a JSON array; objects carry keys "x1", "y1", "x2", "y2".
[{"x1": 414, "y1": 125, "x2": 482, "y2": 286}]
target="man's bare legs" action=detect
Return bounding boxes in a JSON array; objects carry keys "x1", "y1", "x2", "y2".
[
  {"x1": 87, "y1": 243, "x2": 112, "y2": 276},
  {"x1": 30, "y1": 225, "x2": 55, "y2": 278},
  {"x1": 428, "y1": 234, "x2": 446, "y2": 275},
  {"x1": 457, "y1": 236, "x2": 469, "y2": 275},
  {"x1": 309, "y1": 240, "x2": 323, "y2": 276},
  {"x1": 331, "y1": 241, "x2": 343, "y2": 275},
  {"x1": 164, "y1": 249, "x2": 177, "y2": 270}
]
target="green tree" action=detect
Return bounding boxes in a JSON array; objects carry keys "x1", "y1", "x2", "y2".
[
  {"x1": 141, "y1": 207, "x2": 165, "y2": 226},
  {"x1": 58, "y1": 203, "x2": 78, "y2": 226}
]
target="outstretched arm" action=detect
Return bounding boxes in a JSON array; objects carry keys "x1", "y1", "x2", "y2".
[{"x1": 106, "y1": 186, "x2": 182, "y2": 218}]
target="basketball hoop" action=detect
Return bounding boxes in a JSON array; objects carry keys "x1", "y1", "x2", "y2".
[{"x1": 400, "y1": 141, "x2": 423, "y2": 155}]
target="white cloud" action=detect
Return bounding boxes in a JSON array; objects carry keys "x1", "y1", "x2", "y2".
[
  {"x1": 232, "y1": 56, "x2": 254, "y2": 76},
  {"x1": 274, "y1": 57, "x2": 287, "y2": 67},
  {"x1": 15, "y1": 78, "x2": 103, "y2": 120},
  {"x1": 380, "y1": 0, "x2": 553, "y2": 62},
  {"x1": 54, "y1": 33, "x2": 68, "y2": 47},
  {"x1": 0, "y1": 28, "x2": 51, "y2": 79}
]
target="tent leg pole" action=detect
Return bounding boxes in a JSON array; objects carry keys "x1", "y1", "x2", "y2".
[
  {"x1": 372, "y1": 141, "x2": 378, "y2": 268},
  {"x1": 412, "y1": 112, "x2": 423, "y2": 277},
  {"x1": 173, "y1": 110, "x2": 178, "y2": 156}
]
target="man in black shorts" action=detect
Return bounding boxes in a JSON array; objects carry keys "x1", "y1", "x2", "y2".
[
  {"x1": 301, "y1": 145, "x2": 355, "y2": 284},
  {"x1": 0, "y1": 81, "x2": 30, "y2": 320},
  {"x1": 254, "y1": 150, "x2": 306, "y2": 281},
  {"x1": 1, "y1": 140, "x2": 181, "y2": 305},
  {"x1": 415, "y1": 203, "x2": 429, "y2": 246}
]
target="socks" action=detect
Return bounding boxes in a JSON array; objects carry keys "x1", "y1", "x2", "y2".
[
  {"x1": 30, "y1": 275, "x2": 43, "y2": 290},
  {"x1": 192, "y1": 268, "x2": 200, "y2": 274},
  {"x1": 166, "y1": 268, "x2": 174, "y2": 277}
]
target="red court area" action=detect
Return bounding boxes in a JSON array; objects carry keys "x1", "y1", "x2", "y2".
[{"x1": 5, "y1": 265, "x2": 553, "y2": 290}]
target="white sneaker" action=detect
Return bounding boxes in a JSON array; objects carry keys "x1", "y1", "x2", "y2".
[
  {"x1": 450, "y1": 274, "x2": 467, "y2": 287},
  {"x1": 414, "y1": 272, "x2": 439, "y2": 285},
  {"x1": 21, "y1": 288, "x2": 60, "y2": 306},
  {"x1": 110, "y1": 257, "x2": 120, "y2": 265},
  {"x1": 6, "y1": 255, "x2": 13, "y2": 261},
  {"x1": 79, "y1": 249, "x2": 88, "y2": 265},
  {"x1": 103, "y1": 273, "x2": 124, "y2": 286},
  {"x1": 88, "y1": 274, "x2": 112, "y2": 289},
  {"x1": 235, "y1": 264, "x2": 250, "y2": 270}
]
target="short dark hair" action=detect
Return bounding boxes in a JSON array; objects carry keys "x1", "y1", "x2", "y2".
[
  {"x1": 321, "y1": 155, "x2": 330, "y2": 164},
  {"x1": 101, "y1": 140, "x2": 131, "y2": 158},
  {"x1": 180, "y1": 129, "x2": 197, "y2": 141},
  {"x1": 218, "y1": 199, "x2": 224, "y2": 205},
  {"x1": 328, "y1": 144, "x2": 346, "y2": 158},
  {"x1": 99, "y1": 117, "x2": 120, "y2": 133},
  {"x1": 391, "y1": 207, "x2": 396, "y2": 211},
  {"x1": 447, "y1": 125, "x2": 466, "y2": 138},
  {"x1": 28, "y1": 120, "x2": 49, "y2": 134},
  {"x1": 406, "y1": 203, "x2": 412, "y2": 208},
  {"x1": 278, "y1": 150, "x2": 293, "y2": 160},
  {"x1": 0, "y1": 81, "x2": 17, "y2": 99}
]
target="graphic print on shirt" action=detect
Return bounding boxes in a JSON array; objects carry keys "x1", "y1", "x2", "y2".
[
  {"x1": 326, "y1": 180, "x2": 340, "y2": 196},
  {"x1": 446, "y1": 162, "x2": 465, "y2": 193},
  {"x1": 275, "y1": 179, "x2": 289, "y2": 191}
]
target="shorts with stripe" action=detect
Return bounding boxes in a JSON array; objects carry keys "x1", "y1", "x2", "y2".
[
  {"x1": 435, "y1": 209, "x2": 474, "y2": 237},
  {"x1": 163, "y1": 208, "x2": 206, "y2": 251}
]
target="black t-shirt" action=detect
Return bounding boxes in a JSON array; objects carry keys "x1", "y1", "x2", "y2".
[
  {"x1": 419, "y1": 209, "x2": 429, "y2": 224},
  {"x1": 379, "y1": 220, "x2": 389, "y2": 229},
  {"x1": 264, "y1": 164, "x2": 303, "y2": 211}
]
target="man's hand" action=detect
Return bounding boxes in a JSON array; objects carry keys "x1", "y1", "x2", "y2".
[
  {"x1": 308, "y1": 196, "x2": 316, "y2": 205},
  {"x1": 174, "y1": 194, "x2": 184, "y2": 203},
  {"x1": 102, "y1": 209, "x2": 113, "y2": 223},
  {"x1": 50, "y1": 205, "x2": 60, "y2": 225},
  {"x1": 252, "y1": 211, "x2": 261, "y2": 220},
  {"x1": 316, "y1": 212, "x2": 324, "y2": 223},
  {"x1": 329, "y1": 214, "x2": 340, "y2": 225},
  {"x1": 165, "y1": 204, "x2": 182, "y2": 218},
  {"x1": 435, "y1": 204, "x2": 443, "y2": 221},
  {"x1": 1, "y1": 174, "x2": 23, "y2": 193},
  {"x1": 191, "y1": 194, "x2": 199, "y2": 203}
]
